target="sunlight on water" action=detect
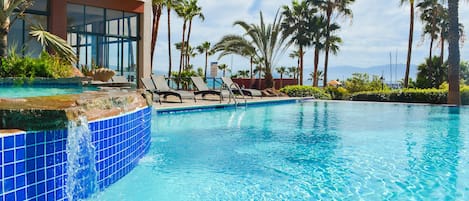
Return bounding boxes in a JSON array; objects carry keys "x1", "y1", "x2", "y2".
[
  {"x1": 66, "y1": 116, "x2": 98, "y2": 200},
  {"x1": 87, "y1": 101, "x2": 469, "y2": 200}
]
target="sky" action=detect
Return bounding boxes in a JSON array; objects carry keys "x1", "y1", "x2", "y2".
[{"x1": 152, "y1": 0, "x2": 469, "y2": 76}]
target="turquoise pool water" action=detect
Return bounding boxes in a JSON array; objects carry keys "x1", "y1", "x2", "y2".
[
  {"x1": 0, "y1": 85, "x2": 96, "y2": 98},
  {"x1": 91, "y1": 101, "x2": 469, "y2": 200}
]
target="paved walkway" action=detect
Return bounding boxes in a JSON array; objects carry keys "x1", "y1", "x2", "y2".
[{"x1": 153, "y1": 95, "x2": 299, "y2": 111}]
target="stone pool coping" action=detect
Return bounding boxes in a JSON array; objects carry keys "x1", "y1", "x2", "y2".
[
  {"x1": 0, "y1": 90, "x2": 151, "y2": 131},
  {"x1": 155, "y1": 97, "x2": 314, "y2": 113}
]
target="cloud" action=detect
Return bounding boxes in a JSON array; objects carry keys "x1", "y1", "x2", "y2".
[{"x1": 152, "y1": 0, "x2": 469, "y2": 76}]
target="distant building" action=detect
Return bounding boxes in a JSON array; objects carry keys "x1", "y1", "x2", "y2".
[{"x1": 8, "y1": 0, "x2": 152, "y2": 86}]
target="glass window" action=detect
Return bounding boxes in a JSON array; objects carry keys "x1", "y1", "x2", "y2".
[
  {"x1": 67, "y1": 4, "x2": 85, "y2": 32},
  {"x1": 66, "y1": 4, "x2": 139, "y2": 83},
  {"x1": 7, "y1": 19, "x2": 24, "y2": 55},
  {"x1": 24, "y1": 14, "x2": 48, "y2": 56},
  {"x1": 86, "y1": 6, "x2": 105, "y2": 34},
  {"x1": 123, "y1": 12, "x2": 138, "y2": 37},
  {"x1": 106, "y1": 10, "x2": 122, "y2": 36},
  {"x1": 28, "y1": 0, "x2": 48, "y2": 12}
]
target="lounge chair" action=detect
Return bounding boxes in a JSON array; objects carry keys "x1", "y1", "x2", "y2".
[
  {"x1": 142, "y1": 76, "x2": 195, "y2": 103},
  {"x1": 190, "y1": 76, "x2": 225, "y2": 102},
  {"x1": 141, "y1": 77, "x2": 162, "y2": 103},
  {"x1": 151, "y1": 75, "x2": 196, "y2": 103},
  {"x1": 221, "y1": 77, "x2": 262, "y2": 98}
]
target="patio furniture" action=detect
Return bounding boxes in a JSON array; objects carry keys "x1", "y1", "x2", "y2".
[{"x1": 221, "y1": 77, "x2": 262, "y2": 98}]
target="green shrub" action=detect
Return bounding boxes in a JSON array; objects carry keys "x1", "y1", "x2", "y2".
[
  {"x1": 325, "y1": 86, "x2": 350, "y2": 100},
  {"x1": 351, "y1": 88, "x2": 452, "y2": 104},
  {"x1": 461, "y1": 86, "x2": 469, "y2": 105},
  {"x1": 0, "y1": 51, "x2": 72, "y2": 80},
  {"x1": 280, "y1": 85, "x2": 331, "y2": 99}
]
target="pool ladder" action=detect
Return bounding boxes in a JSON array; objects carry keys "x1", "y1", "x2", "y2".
[{"x1": 225, "y1": 83, "x2": 247, "y2": 107}]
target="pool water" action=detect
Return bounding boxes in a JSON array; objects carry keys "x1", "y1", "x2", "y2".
[
  {"x1": 90, "y1": 101, "x2": 469, "y2": 200},
  {"x1": 0, "y1": 86, "x2": 96, "y2": 98}
]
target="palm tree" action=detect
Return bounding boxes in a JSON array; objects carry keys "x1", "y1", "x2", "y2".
[
  {"x1": 447, "y1": 0, "x2": 461, "y2": 105},
  {"x1": 175, "y1": 0, "x2": 190, "y2": 86},
  {"x1": 289, "y1": 50, "x2": 301, "y2": 71},
  {"x1": 215, "y1": 11, "x2": 286, "y2": 89},
  {"x1": 196, "y1": 41, "x2": 212, "y2": 79},
  {"x1": 164, "y1": 0, "x2": 176, "y2": 83},
  {"x1": 311, "y1": 0, "x2": 354, "y2": 88},
  {"x1": 281, "y1": 0, "x2": 316, "y2": 86},
  {"x1": 276, "y1": 66, "x2": 287, "y2": 88},
  {"x1": 218, "y1": 63, "x2": 230, "y2": 77},
  {"x1": 237, "y1": 70, "x2": 250, "y2": 78},
  {"x1": 322, "y1": 23, "x2": 341, "y2": 87},
  {"x1": 287, "y1": 66, "x2": 299, "y2": 80},
  {"x1": 0, "y1": 0, "x2": 33, "y2": 58},
  {"x1": 417, "y1": 0, "x2": 442, "y2": 60},
  {"x1": 400, "y1": 0, "x2": 415, "y2": 88},
  {"x1": 254, "y1": 64, "x2": 266, "y2": 89},
  {"x1": 151, "y1": 0, "x2": 164, "y2": 68},
  {"x1": 311, "y1": 15, "x2": 328, "y2": 87},
  {"x1": 184, "y1": 0, "x2": 204, "y2": 70}
]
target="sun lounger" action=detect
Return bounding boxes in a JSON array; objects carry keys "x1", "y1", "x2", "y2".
[
  {"x1": 221, "y1": 77, "x2": 262, "y2": 98},
  {"x1": 190, "y1": 76, "x2": 225, "y2": 102},
  {"x1": 151, "y1": 75, "x2": 196, "y2": 103},
  {"x1": 141, "y1": 77, "x2": 161, "y2": 103}
]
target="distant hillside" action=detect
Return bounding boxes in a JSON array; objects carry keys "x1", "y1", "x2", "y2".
[{"x1": 153, "y1": 64, "x2": 419, "y2": 84}]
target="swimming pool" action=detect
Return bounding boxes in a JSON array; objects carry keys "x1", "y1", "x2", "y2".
[
  {"x1": 90, "y1": 101, "x2": 469, "y2": 200},
  {"x1": 0, "y1": 85, "x2": 97, "y2": 98}
]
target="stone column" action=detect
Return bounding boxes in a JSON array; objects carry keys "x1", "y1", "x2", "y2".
[
  {"x1": 48, "y1": 0, "x2": 67, "y2": 39},
  {"x1": 137, "y1": 0, "x2": 152, "y2": 89}
]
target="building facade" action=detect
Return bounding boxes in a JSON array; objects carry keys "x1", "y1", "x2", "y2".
[{"x1": 9, "y1": 0, "x2": 152, "y2": 86}]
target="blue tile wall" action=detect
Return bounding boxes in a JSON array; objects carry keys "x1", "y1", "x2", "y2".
[{"x1": 0, "y1": 106, "x2": 152, "y2": 201}]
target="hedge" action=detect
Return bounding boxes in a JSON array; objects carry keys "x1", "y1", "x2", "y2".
[
  {"x1": 351, "y1": 88, "x2": 469, "y2": 105},
  {"x1": 280, "y1": 85, "x2": 331, "y2": 99}
]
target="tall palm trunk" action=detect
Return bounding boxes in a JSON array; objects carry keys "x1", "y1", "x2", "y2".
[
  {"x1": 404, "y1": 1, "x2": 414, "y2": 88},
  {"x1": 204, "y1": 51, "x2": 208, "y2": 79},
  {"x1": 250, "y1": 57, "x2": 254, "y2": 88},
  {"x1": 323, "y1": 6, "x2": 332, "y2": 88},
  {"x1": 313, "y1": 45, "x2": 320, "y2": 87},
  {"x1": 151, "y1": 5, "x2": 162, "y2": 69},
  {"x1": 185, "y1": 19, "x2": 194, "y2": 70},
  {"x1": 299, "y1": 46, "x2": 304, "y2": 86},
  {"x1": 0, "y1": 18, "x2": 10, "y2": 58},
  {"x1": 280, "y1": 73, "x2": 284, "y2": 88},
  {"x1": 177, "y1": 20, "x2": 187, "y2": 89},
  {"x1": 440, "y1": 34, "x2": 444, "y2": 63},
  {"x1": 447, "y1": 0, "x2": 460, "y2": 105},
  {"x1": 167, "y1": 7, "x2": 173, "y2": 84},
  {"x1": 429, "y1": 36, "x2": 434, "y2": 59}
]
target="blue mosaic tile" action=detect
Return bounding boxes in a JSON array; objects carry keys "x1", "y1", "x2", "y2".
[
  {"x1": 5, "y1": 192, "x2": 15, "y2": 201},
  {"x1": 46, "y1": 179, "x2": 54, "y2": 191},
  {"x1": 0, "y1": 166, "x2": 2, "y2": 179},
  {"x1": 38, "y1": 194, "x2": 46, "y2": 201},
  {"x1": 15, "y1": 175, "x2": 25, "y2": 188},
  {"x1": 4, "y1": 177, "x2": 14, "y2": 192},
  {"x1": 36, "y1": 144, "x2": 45, "y2": 156},
  {"x1": 4, "y1": 164, "x2": 14, "y2": 178},
  {"x1": 46, "y1": 167, "x2": 54, "y2": 179},
  {"x1": 16, "y1": 188, "x2": 26, "y2": 201},
  {"x1": 26, "y1": 133, "x2": 35, "y2": 145},
  {"x1": 47, "y1": 192, "x2": 54, "y2": 201},
  {"x1": 37, "y1": 182, "x2": 45, "y2": 195},
  {"x1": 56, "y1": 188, "x2": 63, "y2": 199},
  {"x1": 26, "y1": 159, "x2": 35, "y2": 171},
  {"x1": 27, "y1": 172, "x2": 35, "y2": 185},
  {"x1": 4, "y1": 150, "x2": 14, "y2": 164},
  {"x1": 37, "y1": 170, "x2": 45, "y2": 181},
  {"x1": 16, "y1": 148, "x2": 25, "y2": 161},
  {"x1": 4, "y1": 136, "x2": 14, "y2": 149},
  {"x1": 36, "y1": 132, "x2": 45, "y2": 143},
  {"x1": 36, "y1": 157, "x2": 45, "y2": 169},
  {"x1": 15, "y1": 162, "x2": 25, "y2": 175},
  {"x1": 46, "y1": 143, "x2": 54, "y2": 155},
  {"x1": 15, "y1": 134, "x2": 25, "y2": 147},
  {"x1": 27, "y1": 185, "x2": 36, "y2": 198},
  {"x1": 26, "y1": 146, "x2": 35, "y2": 158}
]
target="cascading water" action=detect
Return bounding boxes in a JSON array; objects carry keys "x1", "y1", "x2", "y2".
[{"x1": 66, "y1": 116, "x2": 98, "y2": 200}]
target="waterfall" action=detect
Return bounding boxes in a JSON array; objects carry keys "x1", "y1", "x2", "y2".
[{"x1": 66, "y1": 116, "x2": 98, "y2": 200}]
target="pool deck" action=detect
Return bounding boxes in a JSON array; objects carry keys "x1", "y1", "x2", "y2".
[{"x1": 153, "y1": 95, "x2": 306, "y2": 112}]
